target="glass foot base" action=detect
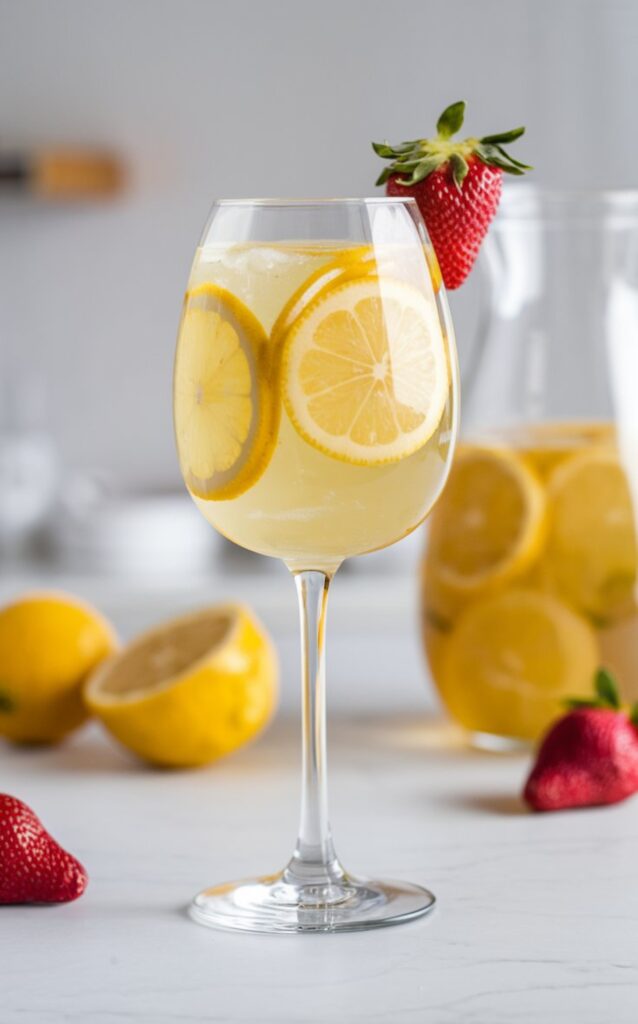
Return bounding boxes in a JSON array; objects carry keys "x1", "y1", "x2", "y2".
[{"x1": 189, "y1": 871, "x2": 435, "y2": 934}]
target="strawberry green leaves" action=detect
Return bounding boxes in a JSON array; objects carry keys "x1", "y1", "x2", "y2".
[
  {"x1": 449, "y1": 153, "x2": 469, "y2": 189},
  {"x1": 475, "y1": 141, "x2": 531, "y2": 176},
  {"x1": 436, "y1": 100, "x2": 466, "y2": 139},
  {"x1": 565, "y1": 667, "x2": 626, "y2": 712},
  {"x1": 372, "y1": 100, "x2": 531, "y2": 189},
  {"x1": 595, "y1": 667, "x2": 621, "y2": 708},
  {"x1": 480, "y1": 126, "x2": 526, "y2": 145}
]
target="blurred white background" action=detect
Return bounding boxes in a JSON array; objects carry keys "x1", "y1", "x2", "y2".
[{"x1": 1, "y1": 0, "x2": 635, "y2": 492}]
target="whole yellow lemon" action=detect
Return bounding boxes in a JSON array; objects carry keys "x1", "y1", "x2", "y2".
[{"x1": 0, "y1": 591, "x2": 118, "y2": 744}]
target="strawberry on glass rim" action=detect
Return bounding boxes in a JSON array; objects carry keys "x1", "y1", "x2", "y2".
[{"x1": 373, "y1": 100, "x2": 531, "y2": 289}]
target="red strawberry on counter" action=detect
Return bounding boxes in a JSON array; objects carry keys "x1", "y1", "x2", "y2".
[
  {"x1": 373, "y1": 101, "x2": 531, "y2": 289},
  {"x1": 0, "y1": 794, "x2": 88, "y2": 903},
  {"x1": 524, "y1": 669, "x2": 638, "y2": 812}
]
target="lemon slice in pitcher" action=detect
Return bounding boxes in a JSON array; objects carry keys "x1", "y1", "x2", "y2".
[
  {"x1": 440, "y1": 588, "x2": 599, "y2": 741},
  {"x1": 427, "y1": 445, "x2": 547, "y2": 599},
  {"x1": 282, "y1": 276, "x2": 448, "y2": 465},
  {"x1": 545, "y1": 449, "x2": 638, "y2": 623},
  {"x1": 174, "y1": 284, "x2": 278, "y2": 501}
]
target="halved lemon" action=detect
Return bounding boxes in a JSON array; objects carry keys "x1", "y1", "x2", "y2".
[
  {"x1": 85, "y1": 605, "x2": 278, "y2": 767},
  {"x1": 425, "y1": 446, "x2": 547, "y2": 619},
  {"x1": 282, "y1": 276, "x2": 448, "y2": 465},
  {"x1": 174, "y1": 284, "x2": 278, "y2": 501},
  {"x1": 440, "y1": 588, "x2": 599, "y2": 740},
  {"x1": 544, "y1": 449, "x2": 637, "y2": 623}
]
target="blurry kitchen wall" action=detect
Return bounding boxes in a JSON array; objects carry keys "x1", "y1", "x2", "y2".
[{"x1": 0, "y1": 0, "x2": 635, "y2": 492}]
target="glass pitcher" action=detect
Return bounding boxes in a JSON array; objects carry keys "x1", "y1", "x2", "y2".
[{"x1": 421, "y1": 186, "x2": 638, "y2": 748}]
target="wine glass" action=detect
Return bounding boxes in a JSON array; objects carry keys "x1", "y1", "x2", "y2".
[{"x1": 173, "y1": 198, "x2": 459, "y2": 933}]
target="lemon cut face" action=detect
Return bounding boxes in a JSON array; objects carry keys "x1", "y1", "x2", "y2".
[
  {"x1": 282, "y1": 276, "x2": 448, "y2": 466},
  {"x1": 174, "y1": 284, "x2": 278, "y2": 501},
  {"x1": 85, "y1": 605, "x2": 278, "y2": 767}
]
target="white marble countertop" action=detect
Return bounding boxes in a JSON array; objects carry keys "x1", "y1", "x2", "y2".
[
  {"x1": 2, "y1": 717, "x2": 638, "y2": 1022},
  {"x1": 1, "y1": 567, "x2": 637, "y2": 1022}
]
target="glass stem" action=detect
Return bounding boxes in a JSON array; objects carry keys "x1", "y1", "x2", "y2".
[{"x1": 284, "y1": 569, "x2": 345, "y2": 888}]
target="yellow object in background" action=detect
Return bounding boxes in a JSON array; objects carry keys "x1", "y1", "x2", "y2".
[
  {"x1": 0, "y1": 592, "x2": 118, "y2": 744},
  {"x1": 424, "y1": 445, "x2": 547, "y2": 624},
  {"x1": 544, "y1": 448, "x2": 637, "y2": 623},
  {"x1": 422, "y1": 422, "x2": 638, "y2": 743},
  {"x1": 438, "y1": 588, "x2": 598, "y2": 741},
  {"x1": 85, "y1": 605, "x2": 278, "y2": 768}
]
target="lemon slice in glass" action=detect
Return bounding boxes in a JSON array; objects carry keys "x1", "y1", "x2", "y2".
[
  {"x1": 271, "y1": 246, "x2": 375, "y2": 345},
  {"x1": 281, "y1": 275, "x2": 448, "y2": 466},
  {"x1": 174, "y1": 284, "x2": 278, "y2": 501}
]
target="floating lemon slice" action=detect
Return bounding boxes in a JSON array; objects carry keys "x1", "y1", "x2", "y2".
[
  {"x1": 441, "y1": 588, "x2": 598, "y2": 741},
  {"x1": 425, "y1": 445, "x2": 547, "y2": 615},
  {"x1": 281, "y1": 276, "x2": 448, "y2": 466},
  {"x1": 271, "y1": 246, "x2": 375, "y2": 345},
  {"x1": 544, "y1": 448, "x2": 637, "y2": 623},
  {"x1": 174, "y1": 284, "x2": 278, "y2": 501},
  {"x1": 85, "y1": 605, "x2": 278, "y2": 767}
]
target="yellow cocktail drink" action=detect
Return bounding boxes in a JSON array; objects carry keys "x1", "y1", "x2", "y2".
[{"x1": 175, "y1": 241, "x2": 455, "y2": 572}]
